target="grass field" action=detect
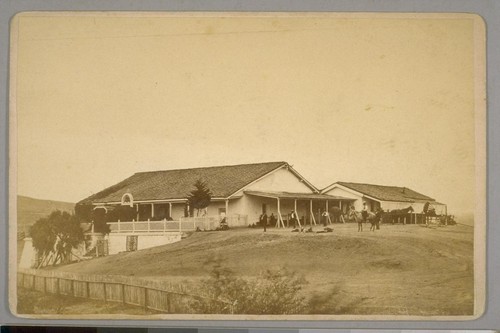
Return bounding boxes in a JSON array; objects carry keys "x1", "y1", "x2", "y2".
[
  {"x1": 46, "y1": 222, "x2": 474, "y2": 316},
  {"x1": 17, "y1": 287, "x2": 153, "y2": 315}
]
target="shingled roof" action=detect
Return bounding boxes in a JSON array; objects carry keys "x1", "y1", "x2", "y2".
[
  {"x1": 332, "y1": 182, "x2": 435, "y2": 203},
  {"x1": 78, "y1": 161, "x2": 314, "y2": 205}
]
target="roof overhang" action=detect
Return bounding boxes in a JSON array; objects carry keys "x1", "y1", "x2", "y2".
[
  {"x1": 244, "y1": 190, "x2": 356, "y2": 201},
  {"x1": 89, "y1": 197, "x2": 231, "y2": 205},
  {"x1": 322, "y1": 183, "x2": 381, "y2": 202}
]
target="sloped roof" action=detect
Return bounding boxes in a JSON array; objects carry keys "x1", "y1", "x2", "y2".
[
  {"x1": 245, "y1": 190, "x2": 356, "y2": 201},
  {"x1": 332, "y1": 182, "x2": 435, "y2": 203},
  {"x1": 78, "y1": 161, "x2": 313, "y2": 205}
]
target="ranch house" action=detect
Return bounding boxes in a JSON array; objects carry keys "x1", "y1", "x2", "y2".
[
  {"x1": 321, "y1": 181, "x2": 447, "y2": 221},
  {"x1": 75, "y1": 161, "x2": 354, "y2": 254}
]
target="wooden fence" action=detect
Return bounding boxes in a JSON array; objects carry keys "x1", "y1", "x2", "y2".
[
  {"x1": 108, "y1": 215, "x2": 248, "y2": 234},
  {"x1": 18, "y1": 269, "x2": 233, "y2": 314}
]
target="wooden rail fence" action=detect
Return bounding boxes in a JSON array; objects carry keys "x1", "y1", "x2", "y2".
[{"x1": 18, "y1": 269, "x2": 233, "y2": 314}]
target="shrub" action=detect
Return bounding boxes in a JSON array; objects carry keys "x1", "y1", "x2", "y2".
[{"x1": 191, "y1": 263, "x2": 307, "y2": 314}]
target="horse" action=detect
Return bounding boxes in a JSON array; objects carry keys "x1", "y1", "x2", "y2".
[
  {"x1": 330, "y1": 207, "x2": 343, "y2": 223},
  {"x1": 388, "y1": 206, "x2": 414, "y2": 224},
  {"x1": 349, "y1": 209, "x2": 377, "y2": 232}
]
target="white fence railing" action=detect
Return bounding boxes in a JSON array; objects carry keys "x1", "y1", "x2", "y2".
[{"x1": 107, "y1": 215, "x2": 247, "y2": 234}]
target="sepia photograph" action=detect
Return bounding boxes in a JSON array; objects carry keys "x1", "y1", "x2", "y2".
[{"x1": 9, "y1": 12, "x2": 486, "y2": 320}]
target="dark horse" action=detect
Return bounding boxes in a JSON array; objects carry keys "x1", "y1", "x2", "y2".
[
  {"x1": 330, "y1": 206, "x2": 343, "y2": 223},
  {"x1": 388, "y1": 206, "x2": 414, "y2": 224}
]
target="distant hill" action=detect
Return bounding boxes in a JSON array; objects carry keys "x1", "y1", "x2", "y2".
[{"x1": 17, "y1": 195, "x2": 75, "y2": 234}]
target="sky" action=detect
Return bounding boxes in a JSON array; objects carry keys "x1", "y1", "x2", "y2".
[{"x1": 13, "y1": 13, "x2": 484, "y2": 216}]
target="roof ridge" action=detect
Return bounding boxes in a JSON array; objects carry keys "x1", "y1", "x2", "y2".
[
  {"x1": 133, "y1": 161, "x2": 288, "y2": 175},
  {"x1": 338, "y1": 181, "x2": 408, "y2": 189}
]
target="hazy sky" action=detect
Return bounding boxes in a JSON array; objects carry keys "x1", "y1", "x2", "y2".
[{"x1": 13, "y1": 13, "x2": 483, "y2": 215}]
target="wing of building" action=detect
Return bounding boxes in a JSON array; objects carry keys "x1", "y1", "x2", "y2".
[{"x1": 321, "y1": 181, "x2": 447, "y2": 214}]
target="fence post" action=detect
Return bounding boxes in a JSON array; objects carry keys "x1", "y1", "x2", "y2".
[
  {"x1": 121, "y1": 284, "x2": 126, "y2": 304},
  {"x1": 32, "y1": 274, "x2": 35, "y2": 290},
  {"x1": 144, "y1": 287, "x2": 148, "y2": 311},
  {"x1": 43, "y1": 276, "x2": 47, "y2": 293},
  {"x1": 55, "y1": 278, "x2": 60, "y2": 295},
  {"x1": 86, "y1": 281, "x2": 90, "y2": 298},
  {"x1": 166, "y1": 292, "x2": 171, "y2": 313},
  {"x1": 70, "y1": 279, "x2": 75, "y2": 296},
  {"x1": 103, "y1": 282, "x2": 107, "y2": 301}
]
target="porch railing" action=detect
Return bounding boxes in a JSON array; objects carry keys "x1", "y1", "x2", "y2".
[{"x1": 107, "y1": 215, "x2": 247, "y2": 233}]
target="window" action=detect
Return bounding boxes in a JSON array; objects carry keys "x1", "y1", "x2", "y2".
[
  {"x1": 121, "y1": 193, "x2": 134, "y2": 207},
  {"x1": 126, "y1": 235, "x2": 138, "y2": 251}
]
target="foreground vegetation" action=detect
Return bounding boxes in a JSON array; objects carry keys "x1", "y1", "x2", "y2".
[{"x1": 35, "y1": 223, "x2": 473, "y2": 315}]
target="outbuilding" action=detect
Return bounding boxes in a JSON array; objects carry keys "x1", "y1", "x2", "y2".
[{"x1": 321, "y1": 181, "x2": 447, "y2": 217}]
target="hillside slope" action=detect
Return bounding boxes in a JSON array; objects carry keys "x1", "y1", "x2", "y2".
[
  {"x1": 53, "y1": 224, "x2": 474, "y2": 315},
  {"x1": 17, "y1": 195, "x2": 75, "y2": 233}
]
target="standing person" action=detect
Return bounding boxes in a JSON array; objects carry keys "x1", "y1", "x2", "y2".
[
  {"x1": 269, "y1": 213, "x2": 277, "y2": 227},
  {"x1": 260, "y1": 212, "x2": 268, "y2": 232},
  {"x1": 321, "y1": 209, "x2": 329, "y2": 227},
  {"x1": 289, "y1": 210, "x2": 296, "y2": 228},
  {"x1": 362, "y1": 202, "x2": 369, "y2": 223}
]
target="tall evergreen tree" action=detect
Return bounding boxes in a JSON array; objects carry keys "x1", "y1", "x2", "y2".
[{"x1": 187, "y1": 179, "x2": 212, "y2": 217}]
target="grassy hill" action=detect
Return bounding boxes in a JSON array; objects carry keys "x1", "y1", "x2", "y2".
[
  {"x1": 52, "y1": 224, "x2": 474, "y2": 316},
  {"x1": 17, "y1": 195, "x2": 75, "y2": 234}
]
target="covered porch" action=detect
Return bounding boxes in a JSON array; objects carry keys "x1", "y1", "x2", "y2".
[{"x1": 245, "y1": 191, "x2": 355, "y2": 228}]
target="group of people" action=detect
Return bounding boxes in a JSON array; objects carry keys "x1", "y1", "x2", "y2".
[
  {"x1": 259, "y1": 209, "x2": 328, "y2": 231},
  {"x1": 258, "y1": 212, "x2": 278, "y2": 232},
  {"x1": 256, "y1": 202, "x2": 384, "y2": 232}
]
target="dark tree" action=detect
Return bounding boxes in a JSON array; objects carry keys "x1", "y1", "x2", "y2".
[
  {"x1": 30, "y1": 210, "x2": 84, "y2": 267},
  {"x1": 187, "y1": 179, "x2": 212, "y2": 217}
]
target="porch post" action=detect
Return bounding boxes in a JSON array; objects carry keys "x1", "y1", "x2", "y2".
[
  {"x1": 294, "y1": 199, "x2": 298, "y2": 228},
  {"x1": 225, "y1": 199, "x2": 229, "y2": 216},
  {"x1": 136, "y1": 204, "x2": 139, "y2": 221},
  {"x1": 326, "y1": 201, "x2": 332, "y2": 224},
  {"x1": 151, "y1": 203, "x2": 155, "y2": 219},
  {"x1": 168, "y1": 202, "x2": 172, "y2": 218},
  {"x1": 277, "y1": 198, "x2": 284, "y2": 228},
  {"x1": 310, "y1": 200, "x2": 316, "y2": 225}
]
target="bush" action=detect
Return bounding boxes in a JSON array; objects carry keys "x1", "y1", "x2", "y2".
[
  {"x1": 30, "y1": 210, "x2": 84, "y2": 267},
  {"x1": 191, "y1": 263, "x2": 307, "y2": 314}
]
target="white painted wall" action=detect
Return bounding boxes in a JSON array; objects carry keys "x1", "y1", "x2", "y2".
[
  {"x1": 228, "y1": 195, "x2": 269, "y2": 226},
  {"x1": 170, "y1": 203, "x2": 185, "y2": 220},
  {"x1": 380, "y1": 201, "x2": 417, "y2": 212},
  {"x1": 243, "y1": 167, "x2": 313, "y2": 193},
  {"x1": 225, "y1": 167, "x2": 316, "y2": 226},
  {"x1": 19, "y1": 238, "x2": 35, "y2": 269},
  {"x1": 324, "y1": 187, "x2": 364, "y2": 210},
  {"x1": 107, "y1": 232, "x2": 181, "y2": 255},
  {"x1": 207, "y1": 201, "x2": 226, "y2": 216}
]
